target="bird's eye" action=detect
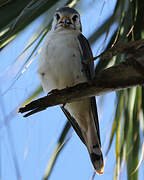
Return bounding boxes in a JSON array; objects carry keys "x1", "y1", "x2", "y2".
[
  {"x1": 55, "y1": 13, "x2": 60, "y2": 21},
  {"x1": 72, "y1": 14, "x2": 78, "y2": 22}
]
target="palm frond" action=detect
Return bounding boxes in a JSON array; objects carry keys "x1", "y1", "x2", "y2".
[
  {"x1": 43, "y1": 121, "x2": 71, "y2": 180},
  {"x1": 0, "y1": 0, "x2": 76, "y2": 49}
]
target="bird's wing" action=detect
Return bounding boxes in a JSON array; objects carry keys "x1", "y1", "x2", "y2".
[
  {"x1": 61, "y1": 106, "x2": 86, "y2": 144},
  {"x1": 61, "y1": 33, "x2": 101, "y2": 147},
  {"x1": 77, "y1": 33, "x2": 101, "y2": 145}
]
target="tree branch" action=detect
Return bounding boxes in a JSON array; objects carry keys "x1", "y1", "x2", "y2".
[{"x1": 19, "y1": 40, "x2": 144, "y2": 117}]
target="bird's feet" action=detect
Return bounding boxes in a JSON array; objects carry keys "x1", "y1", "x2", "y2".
[
  {"x1": 48, "y1": 89, "x2": 66, "y2": 108},
  {"x1": 47, "y1": 89, "x2": 59, "y2": 95}
]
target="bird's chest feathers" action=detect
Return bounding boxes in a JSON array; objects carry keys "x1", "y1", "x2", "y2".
[
  {"x1": 39, "y1": 31, "x2": 85, "y2": 90},
  {"x1": 46, "y1": 32, "x2": 81, "y2": 69}
]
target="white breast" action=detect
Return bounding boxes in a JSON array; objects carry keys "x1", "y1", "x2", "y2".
[{"x1": 38, "y1": 29, "x2": 87, "y2": 93}]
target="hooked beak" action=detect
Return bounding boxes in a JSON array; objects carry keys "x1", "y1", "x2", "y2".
[
  {"x1": 63, "y1": 18, "x2": 68, "y2": 26},
  {"x1": 59, "y1": 16, "x2": 72, "y2": 27}
]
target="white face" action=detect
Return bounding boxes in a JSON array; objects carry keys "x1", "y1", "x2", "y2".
[{"x1": 51, "y1": 7, "x2": 82, "y2": 32}]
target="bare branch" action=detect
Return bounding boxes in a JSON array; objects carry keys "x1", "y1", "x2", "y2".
[
  {"x1": 19, "y1": 40, "x2": 144, "y2": 117},
  {"x1": 84, "y1": 40, "x2": 144, "y2": 64}
]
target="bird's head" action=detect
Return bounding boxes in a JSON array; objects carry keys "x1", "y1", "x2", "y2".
[{"x1": 51, "y1": 7, "x2": 82, "y2": 32}]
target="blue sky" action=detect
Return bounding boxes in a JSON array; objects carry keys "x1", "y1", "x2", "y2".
[{"x1": 0, "y1": 0, "x2": 136, "y2": 180}]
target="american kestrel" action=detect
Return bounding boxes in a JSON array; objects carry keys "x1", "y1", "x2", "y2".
[{"x1": 38, "y1": 6, "x2": 104, "y2": 174}]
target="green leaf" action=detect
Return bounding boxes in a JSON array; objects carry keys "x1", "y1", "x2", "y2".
[
  {"x1": 0, "y1": 0, "x2": 73, "y2": 49},
  {"x1": 22, "y1": 86, "x2": 43, "y2": 107},
  {"x1": 115, "y1": 91, "x2": 124, "y2": 178},
  {"x1": 43, "y1": 121, "x2": 71, "y2": 180}
]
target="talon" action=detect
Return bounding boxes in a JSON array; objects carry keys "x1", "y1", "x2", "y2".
[
  {"x1": 62, "y1": 103, "x2": 66, "y2": 108},
  {"x1": 48, "y1": 89, "x2": 59, "y2": 95}
]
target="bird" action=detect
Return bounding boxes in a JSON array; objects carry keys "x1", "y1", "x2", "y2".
[{"x1": 38, "y1": 6, "x2": 104, "y2": 174}]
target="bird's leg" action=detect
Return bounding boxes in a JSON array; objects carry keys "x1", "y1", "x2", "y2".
[
  {"x1": 47, "y1": 88, "x2": 59, "y2": 95},
  {"x1": 48, "y1": 87, "x2": 68, "y2": 107},
  {"x1": 62, "y1": 103, "x2": 66, "y2": 108}
]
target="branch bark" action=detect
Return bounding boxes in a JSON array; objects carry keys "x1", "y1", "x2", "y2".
[{"x1": 19, "y1": 40, "x2": 144, "y2": 117}]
